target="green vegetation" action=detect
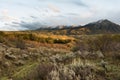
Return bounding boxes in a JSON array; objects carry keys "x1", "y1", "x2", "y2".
[
  {"x1": 0, "y1": 31, "x2": 120, "y2": 80},
  {"x1": 13, "y1": 62, "x2": 38, "y2": 80}
]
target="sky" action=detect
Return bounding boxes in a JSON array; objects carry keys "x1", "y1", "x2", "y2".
[{"x1": 0, "y1": 0, "x2": 120, "y2": 31}]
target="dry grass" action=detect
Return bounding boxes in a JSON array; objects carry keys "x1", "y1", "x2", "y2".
[{"x1": 0, "y1": 32, "x2": 120, "y2": 80}]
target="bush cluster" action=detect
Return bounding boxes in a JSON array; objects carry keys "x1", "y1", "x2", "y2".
[{"x1": 74, "y1": 34, "x2": 120, "y2": 58}]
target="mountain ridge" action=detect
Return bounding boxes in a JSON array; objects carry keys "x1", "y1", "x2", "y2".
[{"x1": 36, "y1": 19, "x2": 120, "y2": 34}]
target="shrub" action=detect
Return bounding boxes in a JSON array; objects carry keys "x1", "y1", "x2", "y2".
[
  {"x1": 28, "y1": 33, "x2": 38, "y2": 41},
  {"x1": 46, "y1": 37, "x2": 54, "y2": 43},
  {"x1": 0, "y1": 36, "x2": 4, "y2": 43},
  {"x1": 26, "y1": 63, "x2": 54, "y2": 80},
  {"x1": 0, "y1": 31, "x2": 5, "y2": 36},
  {"x1": 54, "y1": 39, "x2": 71, "y2": 44},
  {"x1": 0, "y1": 31, "x2": 5, "y2": 43},
  {"x1": 75, "y1": 34, "x2": 120, "y2": 57},
  {"x1": 16, "y1": 38, "x2": 26, "y2": 49}
]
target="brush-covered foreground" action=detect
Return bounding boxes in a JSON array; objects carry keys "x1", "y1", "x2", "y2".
[{"x1": 0, "y1": 32, "x2": 120, "y2": 80}]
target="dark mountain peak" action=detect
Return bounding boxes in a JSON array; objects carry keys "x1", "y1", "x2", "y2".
[
  {"x1": 87, "y1": 19, "x2": 113, "y2": 25},
  {"x1": 96, "y1": 19, "x2": 111, "y2": 23},
  {"x1": 84, "y1": 19, "x2": 120, "y2": 34},
  {"x1": 85, "y1": 19, "x2": 120, "y2": 27}
]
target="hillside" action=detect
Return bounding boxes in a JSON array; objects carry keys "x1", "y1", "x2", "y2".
[
  {"x1": 83, "y1": 19, "x2": 120, "y2": 34},
  {"x1": 0, "y1": 31, "x2": 120, "y2": 80},
  {"x1": 36, "y1": 19, "x2": 120, "y2": 35}
]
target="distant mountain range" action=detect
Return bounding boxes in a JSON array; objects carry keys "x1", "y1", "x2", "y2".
[{"x1": 36, "y1": 19, "x2": 120, "y2": 34}]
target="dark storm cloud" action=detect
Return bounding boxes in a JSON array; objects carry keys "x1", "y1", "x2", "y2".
[
  {"x1": 19, "y1": 22, "x2": 42, "y2": 30},
  {"x1": 14, "y1": 21, "x2": 48, "y2": 30}
]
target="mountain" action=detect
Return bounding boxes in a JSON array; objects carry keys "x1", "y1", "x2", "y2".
[
  {"x1": 36, "y1": 19, "x2": 120, "y2": 35},
  {"x1": 82, "y1": 19, "x2": 120, "y2": 34}
]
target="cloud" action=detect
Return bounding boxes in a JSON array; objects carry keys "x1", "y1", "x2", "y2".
[
  {"x1": 30, "y1": 16, "x2": 38, "y2": 19},
  {"x1": 72, "y1": 0, "x2": 88, "y2": 7},
  {"x1": 0, "y1": 9, "x2": 19, "y2": 22},
  {"x1": 80, "y1": 12, "x2": 94, "y2": 18},
  {"x1": 12, "y1": 20, "x2": 46, "y2": 30},
  {"x1": 47, "y1": 4, "x2": 61, "y2": 12},
  {"x1": 1, "y1": 9, "x2": 8, "y2": 14},
  {"x1": 20, "y1": 22, "x2": 42, "y2": 30},
  {"x1": 0, "y1": 0, "x2": 120, "y2": 31}
]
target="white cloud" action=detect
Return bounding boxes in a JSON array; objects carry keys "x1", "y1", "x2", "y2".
[
  {"x1": 47, "y1": 4, "x2": 61, "y2": 13},
  {"x1": 0, "y1": 0, "x2": 120, "y2": 30},
  {"x1": 1, "y1": 9, "x2": 20, "y2": 22}
]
